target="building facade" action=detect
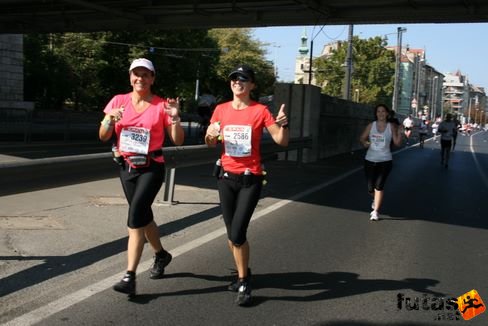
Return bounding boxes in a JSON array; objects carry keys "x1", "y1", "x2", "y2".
[{"x1": 443, "y1": 71, "x2": 468, "y2": 117}]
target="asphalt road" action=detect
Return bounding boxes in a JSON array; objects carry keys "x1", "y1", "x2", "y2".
[{"x1": 1, "y1": 132, "x2": 487, "y2": 326}]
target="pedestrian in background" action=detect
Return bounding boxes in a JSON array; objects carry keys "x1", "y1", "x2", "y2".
[
  {"x1": 432, "y1": 117, "x2": 440, "y2": 143},
  {"x1": 99, "y1": 58, "x2": 184, "y2": 297},
  {"x1": 205, "y1": 64, "x2": 289, "y2": 306},
  {"x1": 402, "y1": 114, "x2": 414, "y2": 145},
  {"x1": 418, "y1": 117, "x2": 429, "y2": 148},
  {"x1": 438, "y1": 113, "x2": 456, "y2": 168},
  {"x1": 359, "y1": 104, "x2": 402, "y2": 221}
]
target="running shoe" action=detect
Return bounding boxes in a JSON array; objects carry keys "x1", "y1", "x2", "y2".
[
  {"x1": 113, "y1": 273, "x2": 136, "y2": 297},
  {"x1": 235, "y1": 278, "x2": 252, "y2": 306},
  {"x1": 228, "y1": 268, "x2": 252, "y2": 292},
  {"x1": 150, "y1": 250, "x2": 172, "y2": 279},
  {"x1": 370, "y1": 211, "x2": 380, "y2": 221}
]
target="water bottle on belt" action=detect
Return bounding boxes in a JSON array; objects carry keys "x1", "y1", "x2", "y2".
[
  {"x1": 261, "y1": 164, "x2": 268, "y2": 186},
  {"x1": 242, "y1": 168, "x2": 252, "y2": 186},
  {"x1": 112, "y1": 144, "x2": 124, "y2": 166},
  {"x1": 212, "y1": 158, "x2": 222, "y2": 177}
]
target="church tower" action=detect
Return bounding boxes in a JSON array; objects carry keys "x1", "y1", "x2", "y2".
[{"x1": 294, "y1": 29, "x2": 311, "y2": 84}]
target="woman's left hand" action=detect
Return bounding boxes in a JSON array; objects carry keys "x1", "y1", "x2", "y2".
[
  {"x1": 165, "y1": 97, "x2": 180, "y2": 118},
  {"x1": 275, "y1": 104, "x2": 288, "y2": 128}
]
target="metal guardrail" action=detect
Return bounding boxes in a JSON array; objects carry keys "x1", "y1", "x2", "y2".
[{"x1": 0, "y1": 137, "x2": 312, "y2": 201}]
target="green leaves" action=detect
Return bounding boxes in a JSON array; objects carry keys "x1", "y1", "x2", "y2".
[
  {"x1": 24, "y1": 29, "x2": 275, "y2": 112},
  {"x1": 314, "y1": 36, "x2": 395, "y2": 104}
]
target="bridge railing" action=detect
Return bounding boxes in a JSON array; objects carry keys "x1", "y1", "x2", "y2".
[{"x1": 0, "y1": 137, "x2": 312, "y2": 201}]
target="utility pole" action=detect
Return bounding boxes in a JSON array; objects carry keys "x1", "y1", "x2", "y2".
[
  {"x1": 413, "y1": 53, "x2": 423, "y2": 117},
  {"x1": 308, "y1": 39, "x2": 314, "y2": 85},
  {"x1": 432, "y1": 76, "x2": 438, "y2": 119},
  {"x1": 194, "y1": 67, "x2": 200, "y2": 102},
  {"x1": 343, "y1": 24, "x2": 354, "y2": 100},
  {"x1": 392, "y1": 27, "x2": 407, "y2": 112}
]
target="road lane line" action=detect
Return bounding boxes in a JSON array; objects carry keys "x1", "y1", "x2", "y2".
[
  {"x1": 4, "y1": 166, "x2": 362, "y2": 326},
  {"x1": 469, "y1": 132, "x2": 488, "y2": 190}
]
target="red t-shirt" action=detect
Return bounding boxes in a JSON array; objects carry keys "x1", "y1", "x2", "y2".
[
  {"x1": 103, "y1": 93, "x2": 172, "y2": 162},
  {"x1": 210, "y1": 101, "x2": 276, "y2": 174}
]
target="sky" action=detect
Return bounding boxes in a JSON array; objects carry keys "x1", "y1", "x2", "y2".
[{"x1": 252, "y1": 23, "x2": 488, "y2": 89}]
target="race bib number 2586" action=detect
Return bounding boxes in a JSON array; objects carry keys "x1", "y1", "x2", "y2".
[{"x1": 223, "y1": 125, "x2": 252, "y2": 157}]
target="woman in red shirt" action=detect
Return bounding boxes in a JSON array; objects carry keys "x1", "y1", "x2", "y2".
[{"x1": 205, "y1": 64, "x2": 289, "y2": 306}]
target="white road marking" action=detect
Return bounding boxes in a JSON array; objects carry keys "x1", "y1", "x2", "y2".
[{"x1": 469, "y1": 132, "x2": 488, "y2": 190}]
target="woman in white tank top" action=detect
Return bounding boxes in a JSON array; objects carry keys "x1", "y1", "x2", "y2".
[{"x1": 359, "y1": 104, "x2": 402, "y2": 221}]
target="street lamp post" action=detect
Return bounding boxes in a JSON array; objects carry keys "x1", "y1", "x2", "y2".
[
  {"x1": 468, "y1": 97, "x2": 474, "y2": 124},
  {"x1": 194, "y1": 68, "x2": 200, "y2": 102},
  {"x1": 264, "y1": 43, "x2": 281, "y2": 78},
  {"x1": 343, "y1": 24, "x2": 354, "y2": 100},
  {"x1": 413, "y1": 54, "x2": 424, "y2": 117},
  {"x1": 431, "y1": 76, "x2": 438, "y2": 120},
  {"x1": 392, "y1": 27, "x2": 407, "y2": 113}
]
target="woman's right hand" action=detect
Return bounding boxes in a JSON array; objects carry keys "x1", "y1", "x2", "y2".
[
  {"x1": 206, "y1": 121, "x2": 221, "y2": 138},
  {"x1": 107, "y1": 106, "x2": 124, "y2": 122}
]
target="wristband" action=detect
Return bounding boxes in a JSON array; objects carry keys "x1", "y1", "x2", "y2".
[
  {"x1": 101, "y1": 118, "x2": 114, "y2": 129},
  {"x1": 171, "y1": 116, "x2": 181, "y2": 124}
]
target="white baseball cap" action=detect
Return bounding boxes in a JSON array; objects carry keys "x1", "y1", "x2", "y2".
[{"x1": 129, "y1": 58, "x2": 155, "y2": 73}]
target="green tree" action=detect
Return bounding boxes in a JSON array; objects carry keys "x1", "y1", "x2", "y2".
[
  {"x1": 314, "y1": 36, "x2": 395, "y2": 105},
  {"x1": 52, "y1": 33, "x2": 109, "y2": 110},
  {"x1": 208, "y1": 28, "x2": 275, "y2": 102},
  {"x1": 24, "y1": 34, "x2": 75, "y2": 110},
  {"x1": 24, "y1": 29, "x2": 273, "y2": 112},
  {"x1": 100, "y1": 30, "x2": 220, "y2": 113},
  {"x1": 24, "y1": 31, "x2": 220, "y2": 111}
]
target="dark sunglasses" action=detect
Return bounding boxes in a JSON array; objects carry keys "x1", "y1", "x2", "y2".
[{"x1": 230, "y1": 75, "x2": 250, "y2": 82}]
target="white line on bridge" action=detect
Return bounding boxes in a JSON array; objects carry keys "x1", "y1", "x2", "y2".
[
  {"x1": 469, "y1": 131, "x2": 488, "y2": 190},
  {"x1": 4, "y1": 166, "x2": 362, "y2": 326}
]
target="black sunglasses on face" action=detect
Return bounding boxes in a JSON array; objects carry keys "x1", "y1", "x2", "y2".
[{"x1": 231, "y1": 75, "x2": 250, "y2": 82}]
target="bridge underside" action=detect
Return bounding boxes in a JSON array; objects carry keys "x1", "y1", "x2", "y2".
[{"x1": 1, "y1": 0, "x2": 487, "y2": 34}]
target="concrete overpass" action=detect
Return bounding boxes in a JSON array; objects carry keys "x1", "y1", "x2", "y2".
[{"x1": 1, "y1": 0, "x2": 488, "y2": 34}]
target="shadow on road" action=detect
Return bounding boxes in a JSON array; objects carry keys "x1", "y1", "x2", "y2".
[{"x1": 128, "y1": 271, "x2": 445, "y2": 308}]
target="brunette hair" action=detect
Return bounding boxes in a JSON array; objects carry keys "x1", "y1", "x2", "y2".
[{"x1": 373, "y1": 103, "x2": 391, "y2": 120}]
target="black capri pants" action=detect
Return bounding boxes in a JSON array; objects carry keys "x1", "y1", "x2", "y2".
[
  {"x1": 364, "y1": 159, "x2": 393, "y2": 194},
  {"x1": 119, "y1": 161, "x2": 165, "y2": 228},
  {"x1": 217, "y1": 175, "x2": 263, "y2": 246}
]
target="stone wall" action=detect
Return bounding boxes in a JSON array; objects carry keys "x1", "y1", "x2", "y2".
[
  {"x1": 318, "y1": 94, "x2": 373, "y2": 158},
  {"x1": 0, "y1": 34, "x2": 33, "y2": 110},
  {"x1": 275, "y1": 83, "x2": 374, "y2": 162}
]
